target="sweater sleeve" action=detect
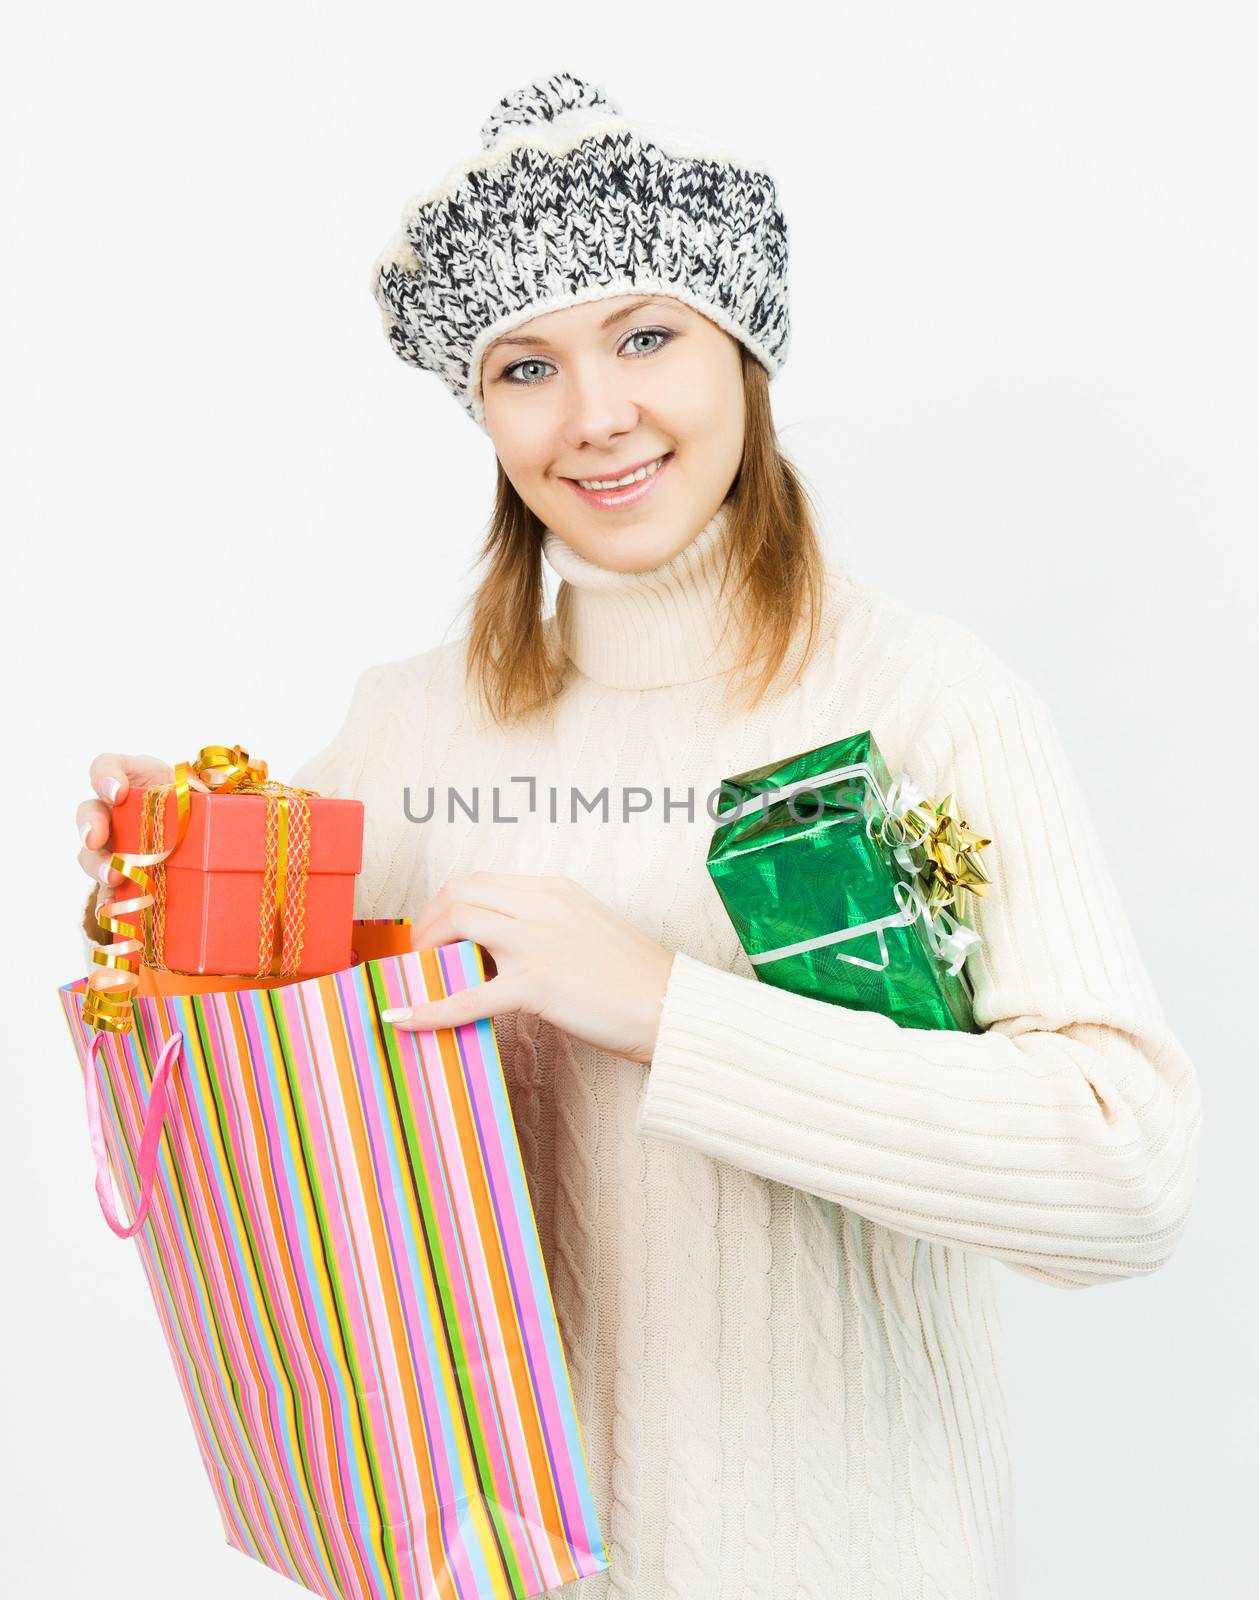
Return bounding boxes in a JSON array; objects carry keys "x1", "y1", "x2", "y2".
[{"x1": 638, "y1": 662, "x2": 1203, "y2": 1289}]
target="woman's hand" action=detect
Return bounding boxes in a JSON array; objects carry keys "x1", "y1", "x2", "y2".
[
  {"x1": 382, "y1": 872, "x2": 676, "y2": 1067},
  {"x1": 76, "y1": 753, "x2": 209, "y2": 893}
]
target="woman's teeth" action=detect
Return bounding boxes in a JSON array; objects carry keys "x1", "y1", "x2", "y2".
[{"x1": 575, "y1": 455, "x2": 668, "y2": 491}]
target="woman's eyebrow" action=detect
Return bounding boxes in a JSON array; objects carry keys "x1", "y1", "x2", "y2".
[{"x1": 488, "y1": 298, "x2": 669, "y2": 354}]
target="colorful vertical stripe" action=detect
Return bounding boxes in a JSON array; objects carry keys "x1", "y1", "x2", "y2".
[{"x1": 58, "y1": 932, "x2": 608, "y2": 1600}]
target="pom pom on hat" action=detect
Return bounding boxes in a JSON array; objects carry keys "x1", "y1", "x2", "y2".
[{"x1": 479, "y1": 70, "x2": 621, "y2": 150}]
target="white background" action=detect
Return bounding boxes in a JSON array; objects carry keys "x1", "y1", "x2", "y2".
[{"x1": 4, "y1": 3, "x2": 1255, "y2": 1596}]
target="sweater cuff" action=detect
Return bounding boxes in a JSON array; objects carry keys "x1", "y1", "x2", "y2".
[{"x1": 639, "y1": 949, "x2": 879, "y2": 1150}]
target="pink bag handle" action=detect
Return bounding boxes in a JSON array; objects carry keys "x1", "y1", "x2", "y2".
[{"x1": 84, "y1": 1030, "x2": 184, "y2": 1239}]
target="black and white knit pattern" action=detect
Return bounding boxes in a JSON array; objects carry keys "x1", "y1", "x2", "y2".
[
  {"x1": 478, "y1": 71, "x2": 618, "y2": 150},
  {"x1": 370, "y1": 71, "x2": 791, "y2": 432}
]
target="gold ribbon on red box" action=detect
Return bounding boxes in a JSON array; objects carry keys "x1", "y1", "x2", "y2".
[{"x1": 82, "y1": 745, "x2": 318, "y2": 1034}]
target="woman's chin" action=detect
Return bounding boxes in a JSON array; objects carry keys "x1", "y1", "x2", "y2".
[{"x1": 567, "y1": 523, "x2": 693, "y2": 574}]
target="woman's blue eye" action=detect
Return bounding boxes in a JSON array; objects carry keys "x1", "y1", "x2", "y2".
[
  {"x1": 623, "y1": 328, "x2": 670, "y2": 356},
  {"x1": 503, "y1": 358, "x2": 553, "y2": 386},
  {"x1": 499, "y1": 327, "x2": 674, "y2": 387}
]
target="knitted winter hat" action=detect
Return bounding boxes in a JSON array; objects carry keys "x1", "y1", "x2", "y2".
[{"x1": 369, "y1": 71, "x2": 790, "y2": 432}]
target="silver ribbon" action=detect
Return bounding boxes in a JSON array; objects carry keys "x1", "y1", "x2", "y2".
[{"x1": 742, "y1": 764, "x2": 984, "y2": 978}]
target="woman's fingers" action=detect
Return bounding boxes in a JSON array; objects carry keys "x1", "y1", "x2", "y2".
[
  {"x1": 407, "y1": 871, "x2": 563, "y2": 950},
  {"x1": 382, "y1": 973, "x2": 525, "y2": 1030},
  {"x1": 409, "y1": 903, "x2": 518, "y2": 955},
  {"x1": 77, "y1": 752, "x2": 209, "y2": 884},
  {"x1": 87, "y1": 752, "x2": 176, "y2": 806},
  {"x1": 76, "y1": 797, "x2": 110, "y2": 852},
  {"x1": 78, "y1": 842, "x2": 121, "y2": 887},
  {"x1": 76, "y1": 792, "x2": 120, "y2": 884}
]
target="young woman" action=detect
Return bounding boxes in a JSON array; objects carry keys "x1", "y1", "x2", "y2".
[{"x1": 76, "y1": 72, "x2": 1201, "y2": 1599}]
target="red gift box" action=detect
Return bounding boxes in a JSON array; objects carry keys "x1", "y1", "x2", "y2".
[{"x1": 108, "y1": 784, "x2": 364, "y2": 978}]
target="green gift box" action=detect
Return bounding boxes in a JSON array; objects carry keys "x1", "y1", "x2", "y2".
[{"x1": 707, "y1": 730, "x2": 992, "y2": 1032}]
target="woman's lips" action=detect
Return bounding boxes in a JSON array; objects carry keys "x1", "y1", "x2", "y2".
[{"x1": 563, "y1": 452, "x2": 674, "y2": 509}]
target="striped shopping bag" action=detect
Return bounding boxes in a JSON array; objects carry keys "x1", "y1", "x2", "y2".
[{"x1": 57, "y1": 918, "x2": 608, "y2": 1600}]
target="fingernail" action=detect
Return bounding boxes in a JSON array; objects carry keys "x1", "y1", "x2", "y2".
[
  {"x1": 97, "y1": 861, "x2": 115, "y2": 885},
  {"x1": 103, "y1": 778, "x2": 121, "y2": 803},
  {"x1": 381, "y1": 1008, "x2": 410, "y2": 1023},
  {"x1": 79, "y1": 820, "x2": 92, "y2": 846}
]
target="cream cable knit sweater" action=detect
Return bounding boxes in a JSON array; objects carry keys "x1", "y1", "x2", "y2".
[{"x1": 282, "y1": 501, "x2": 1200, "y2": 1600}]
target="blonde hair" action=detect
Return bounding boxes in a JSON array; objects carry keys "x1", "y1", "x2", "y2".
[{"x1": 463, "y1": 344, "x2": 828, "y2": 727}]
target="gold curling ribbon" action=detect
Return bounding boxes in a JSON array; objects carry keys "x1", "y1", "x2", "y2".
[
  {"x1": 82, "y1": 745, "x2": 318, "y2": 1035},
  {"x1": 877, "y1": 781, "x2": 993, "y2": 925}
]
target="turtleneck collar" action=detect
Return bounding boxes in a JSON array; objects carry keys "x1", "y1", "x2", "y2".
[{"x1": 541, "y1": 499, "x2": 761, "y2": 690}]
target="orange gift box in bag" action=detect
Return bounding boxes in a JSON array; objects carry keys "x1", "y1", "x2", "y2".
[{"x1": 99, "y1": 743, "x2": 363, "y2": 988}]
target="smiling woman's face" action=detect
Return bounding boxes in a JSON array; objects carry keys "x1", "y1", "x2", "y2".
[{"x1": 479, "y1": 293, "x2": 745, "y2": 573}]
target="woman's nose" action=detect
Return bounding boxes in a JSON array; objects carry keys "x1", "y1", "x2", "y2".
[{"x1": 561, "y1": 361, "x2": 640, "y2": 447}]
